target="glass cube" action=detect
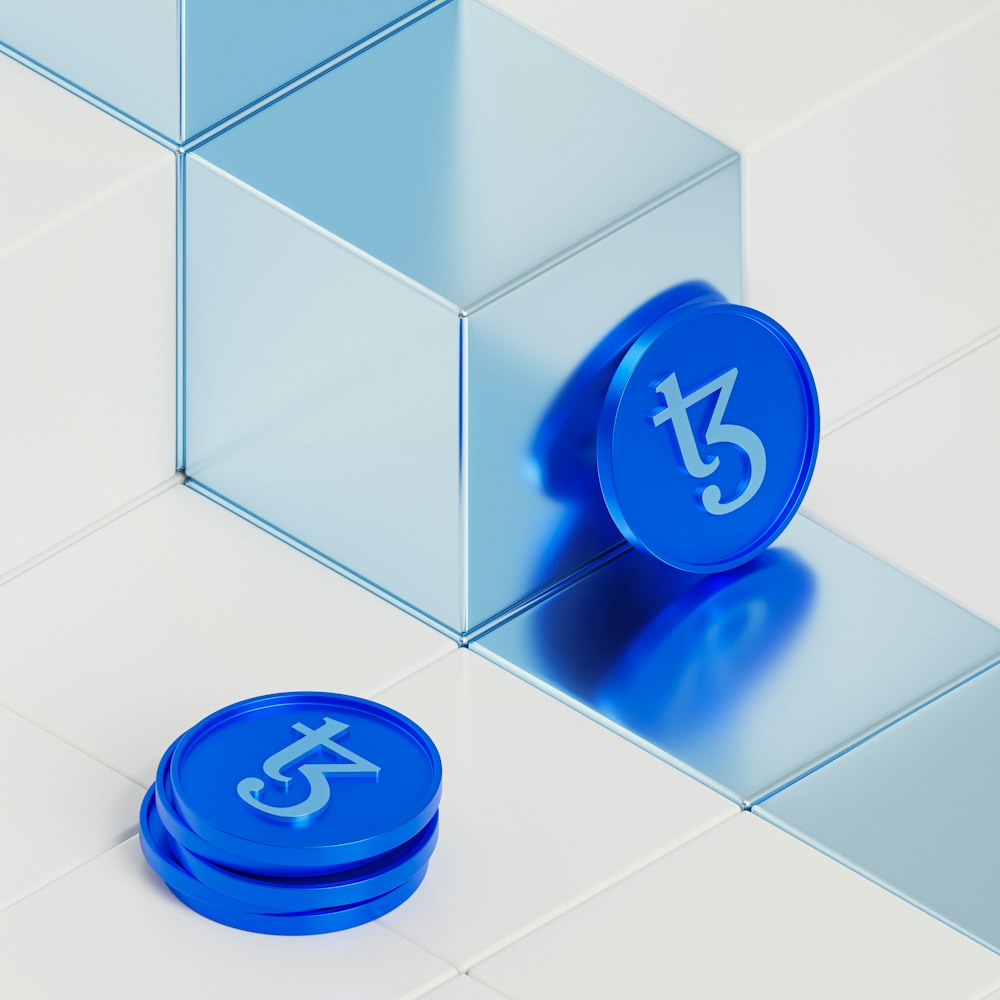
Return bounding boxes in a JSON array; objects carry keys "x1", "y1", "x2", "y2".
[
  {"x1": 184, "y1": 0, "x2": 740, "y2": 635},
  {"x1": 0, "y1": 0, "x2": 429, "y2": 141}
]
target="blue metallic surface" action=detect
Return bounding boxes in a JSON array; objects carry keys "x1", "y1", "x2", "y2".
[
  {"x1": 758, "y1": 662, "x2": 1000, "y2": 953},
  {"x1": 472, "y1": 516, "x2": 1000, "y2": 803},
  {"x1": 169, "y1": 693, "x2": 442, "y2": 870},
  {"x1": 185, "y1": 0, "x2": 740, "y2": 634},
  {"x1": 0, "y1": 0, "x2": 430, "y2": 141},
  {"x1": 169, "y1": 865, "x2": 428, "y2": 936},
  {"x1": 139, "y1": 787, "x2": 282, "y2": 915},
  {"x1": 598, "y1": 301, "x2": 819, "y2": 572},
  {"x1": 175, "y1": 813, "x2": 438, "y2": 911}
]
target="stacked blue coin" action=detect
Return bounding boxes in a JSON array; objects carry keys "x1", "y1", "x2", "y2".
[{"x1": 140, "y1": 692, "x2": 442, "y2": 935}]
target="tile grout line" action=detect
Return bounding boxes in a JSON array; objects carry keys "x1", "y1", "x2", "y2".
[
  {"x1": 0, "y1": 831, "x2": 139, "y2": 917},
  {"x1": 820, "y1": 321, "x2": 1000, "y2": 440},
  {"x1": 458, "y1": 810, "x2": 740, "y2": 975},
  {"x1": 0, "y1": 157, "x2": 171, "y2": 262},
  {"x1": 0, "y1": 473, "x2": 183, "y2": 593}
]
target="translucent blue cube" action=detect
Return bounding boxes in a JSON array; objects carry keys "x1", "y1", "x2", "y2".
[
  {"x1": 184, "y1": 0, "x2": 740, "y2": 635},
  {"x1": 0, "y1": 0, "x2": 430, "y2": 141}
]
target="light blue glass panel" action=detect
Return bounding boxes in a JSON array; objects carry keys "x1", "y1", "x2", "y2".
[
  {"x1": 182, "y1": 0, "x2": 426, "y2": 140},
  {"x1": 185, "y1": 0, "x2": 738, "y2": 633},
  {"x1": 0, "y1": 0, "x2": 178, "y2": 139},
  {"x1": 184, "y1": 157, "x2": 462, "y2": 628},
  {"x1": 467, "y1": 163, "x2": 740, "y2": 629},
  {"x1": 472, "y1": 516, "x2": 1000, "y2": 802},
  {"x1": 195, "y1": 0, "x2": 733, "y2": 308},
  {"x1": 759, "y1": 663, "x2": 1000, "y2": 952},
  {"x1": 0, "y1": 0, "x2": 427, "y2": 141}
]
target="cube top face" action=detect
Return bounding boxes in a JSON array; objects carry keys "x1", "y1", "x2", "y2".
[
  {"x1": 195, "y1": 0, "x2": 735, "y2": 309},
  {"x1": 0, "y1": 0, "x2": 425, "y2": 142}
]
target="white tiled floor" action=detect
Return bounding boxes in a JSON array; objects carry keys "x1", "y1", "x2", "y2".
[
  {"x1": 472, "y1": 814, "x2": 1000, "y2": 1000},
  {"x1": 0, "y1": 837, "x2": 457, "y2": 1000},
  {"x1": 419, "y1": 976, "x2": 508, "y2": 1000},
  {"x1": 0, "y1": 704, "x2": 142, "y2": 912},
  {"x1": 0, "y1": 54, "x2": 176, "y2": 577},
  {"x1": 377, "y1": 649, "x2": 736, "y2": 970},
  {"x1": 805, "y1": 334, "x2": 1000, "y2": 627},
  {"x1": 0, "y1": 485, "x2": 455, "y2": 785}
]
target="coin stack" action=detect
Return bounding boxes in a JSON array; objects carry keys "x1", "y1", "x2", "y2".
[{"x1": 139, "y1": 692, "x2": 442, "y2": 935}]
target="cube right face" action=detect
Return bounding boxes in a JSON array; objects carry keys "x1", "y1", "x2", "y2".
[{"x1": 184, "y1": 0, "x2": 742, "y2": 635}]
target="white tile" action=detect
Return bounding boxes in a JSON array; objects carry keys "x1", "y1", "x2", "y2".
[
  {"x1": 0, "y1": 485, "x2": 456, "y2": 785},
  {"x1": 473, "y1": 813, "x2": 1000, "y2": 1000},
  {"x1": 0, "y1": 837, "x2": 455, "y2": 1000},
  {"x1": 378, "y1": 649, "x2": 736, "y2": 970},
  {"x1": 0, "y1": 55, "x2": 176, "y2": 576},
  {"x1": 0, "y1": 54, "x2": 165, "y2": 249},
  {"x1": 484, "y1": 0, "x2": 993, "y2": 149},
  {"x1": 0, "y1": 704, "x2": 141, "y2": 912},
  {"x1": 804, "y1": 335, "x2": 1000, "y2": 626},
  {"x1": 483, "y1": 0, "x2": 1000, "y2": 424},
  {"x1": 420, "y1": 977, "x2": 507, "y2": 1000}
]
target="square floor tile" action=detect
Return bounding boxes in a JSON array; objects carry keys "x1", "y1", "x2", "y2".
[
  {"x1": 0, "y1": 54, "x2": 176, "y2": 578},
  {"x1": 758, "y1": 661, "x2": 1000, "y2": 954},
  {"x1": 473, "y1": 515, "x2": 1000, "y2": 803},
  {"x1": 377, "y1": 649, "x2": 736, "y2": 970},
  {"x1": 419, "y1": 976, "x2": 506, "y2": 1000},
  {"x1": 805, "y1": 334, "x2": 1000, "y2": 626},
  {"x1": 472, "y1": 813, "x2": 1000, "y2": 1000},
  {"x1": 0, "y1": 837, "x2": 455, "y2": 999},
  {"x1": 0, "y1": 704, "x2": 142, "y2": 911},
  {"x1": 0, "y1": 485, "x2": 455, "y2": 785}
]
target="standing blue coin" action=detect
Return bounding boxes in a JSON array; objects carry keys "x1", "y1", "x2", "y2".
[
  {"x1": 168, "y1": 692, "x2": 442, "y2": 871},
  {"x1": 598, "y1": 301, "x2": 819, "y2": 573}
]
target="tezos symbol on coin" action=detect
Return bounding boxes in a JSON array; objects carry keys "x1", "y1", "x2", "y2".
[{"x1": 237, "y1": 717, "x2": 380, "y2": 820}]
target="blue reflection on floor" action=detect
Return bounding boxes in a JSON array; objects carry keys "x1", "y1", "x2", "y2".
[{"x1": 472, "y1": 516, "x2": 1000, "y2": 803}]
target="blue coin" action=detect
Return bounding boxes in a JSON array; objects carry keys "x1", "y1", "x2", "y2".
[
  {"x1": 597, "y1": 301, "x2": 819, "y2": 573},
  {"x1": 139, "y1": 787, "x2": 284, "y2": 914},
  {"x1": 173, "y1": 811, "x2": 438, "y2": 911},
  {"x1": 169, "y1": 692, "x2": 442, "y2": 871},
  {"x1": 167, "y1": 864, "x2": 428, "y2": 936},
  {"x1": 154, "y1": 738, "x2": 375, "y2": 877}
]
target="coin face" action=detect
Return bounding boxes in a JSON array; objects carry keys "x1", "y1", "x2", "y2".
[
  {"x1": 597, "y1": 301, "x2": 819, "y2": 573},
  {"x1": 168, "y1": 692, "x2": 442, "y2": 869}
]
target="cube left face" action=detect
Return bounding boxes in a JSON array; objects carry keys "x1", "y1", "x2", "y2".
[
  {"x1": 0, "y1": 0, "x2": 432, "y2": 141},
  {"x1": 0, "y1": 55, "x2": 176, "y2": 573}
]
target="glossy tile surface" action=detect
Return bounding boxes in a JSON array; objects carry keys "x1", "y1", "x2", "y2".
[
  {"x1": 805, "y1": 334, "x2": 1000, "y2": 627},
  {"x1": 0, "y1": 486, "x2": 455, "y2": 785},
  {"x1": 186, "y1": 0, "x2": 739, "y2": 632},
  {"x1": 0, "y1": 705, "x2": 142, "y2": 912},
  {"x1": 472, "y1": 814, "x2": 1000, "y2": 1000},
  {"x1": 759, "y1": 662, "x2": 1000, "y2": 954},
  {"x1": 0, "y1": 838, "x2": 455, "y2": 999},
  {"x1": 473, "y1": 515, "x2": 1000, "y2": 802},
  {"x1": 0, "y1": 54, "x2": 175, "y2": 578},
  {"x1": 378, "y1": 649, "x2": 736, "y2": 969}
]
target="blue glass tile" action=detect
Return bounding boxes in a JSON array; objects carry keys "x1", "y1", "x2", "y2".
[
  {"x1": 0, "y1": 0, "x2": 427, "y2": 141},
  {"x1": 185, "y1": 0, "x2": 740, "y2": 634},
  {"x1": 471, "y1": 516, "x2": 1000, "y2": 803},
  {"x1": 758, "y1": 662, "x2": 1000, "y2": 952}
]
